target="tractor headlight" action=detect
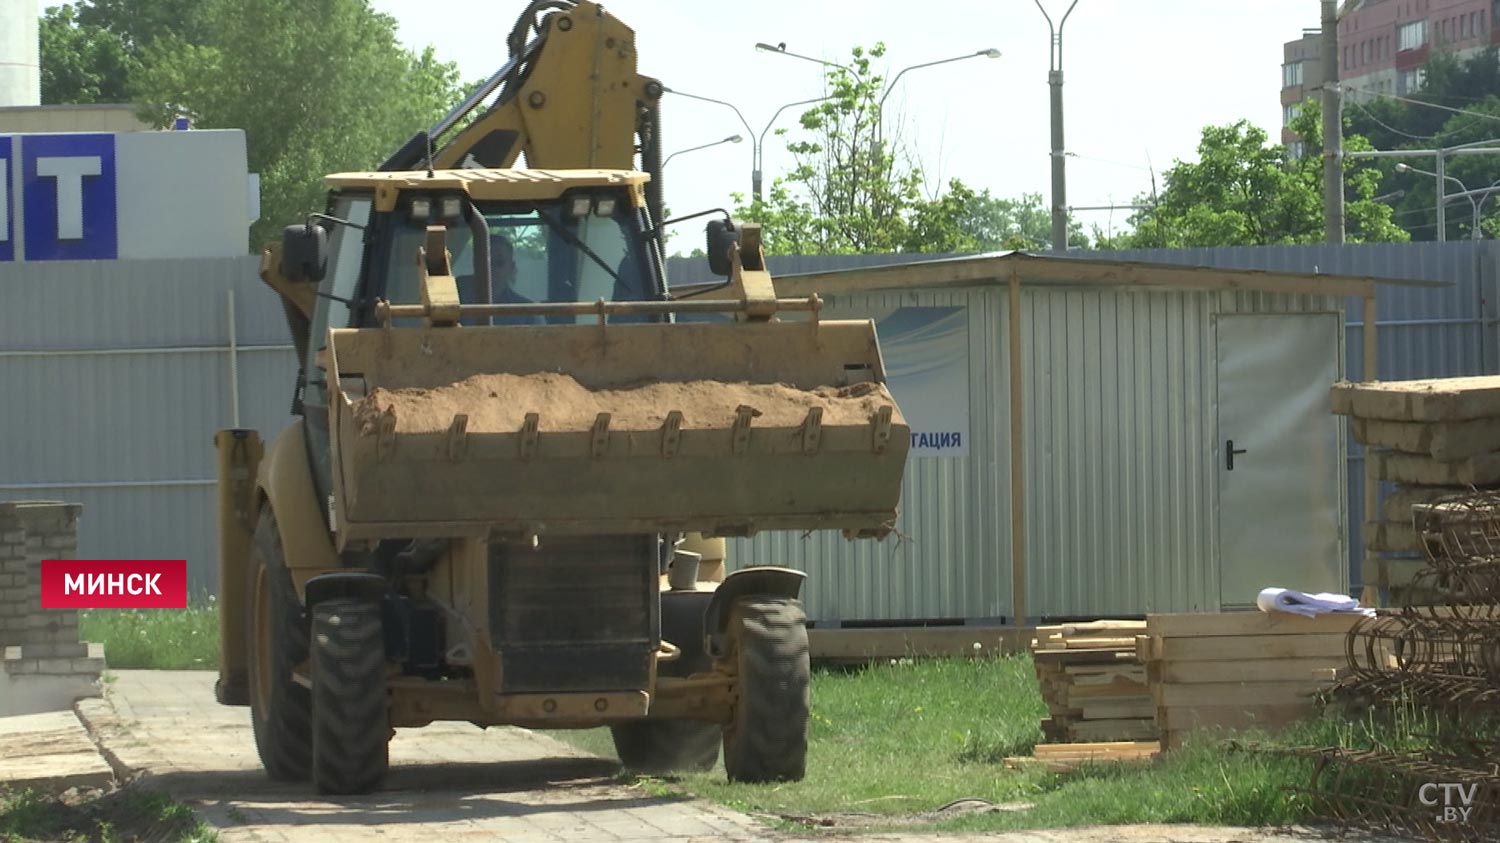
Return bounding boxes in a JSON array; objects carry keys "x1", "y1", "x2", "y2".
[
  {"x1": 569, "y1": 196, "x2": 593, "y2": 218},
  {"x1": 440, "y1": 196, "x2": 464, "y2": 220},
  {"x1": 409, "y1": 197, "x2": 432, "y2": 221},
  {"x1": 594, "y1": 197, "x2": 618, "y2": 217}
]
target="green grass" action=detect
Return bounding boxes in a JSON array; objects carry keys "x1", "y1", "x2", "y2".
[
  {"x1": 80, "y1": 603, "x2": 219, "y2": 670},
  {"x1": 1, "y1": 787, "x2": 216, "y2": 843},
  {"x1": 547, "y1": 655, "x2": 1459, "y2": 832}
]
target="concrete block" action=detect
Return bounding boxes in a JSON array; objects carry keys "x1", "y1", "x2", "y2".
[
  {"x1": 0, "y1": 671, "x2": 103, "y2": 718},
  {"x1": 0, "y1": 530, "x2": 24, "y2": 543},
  {"x1": 1354, "y1": 417, "x2": 1500, "y2": 461},
  {"x1": 20, "y1": 643, "x2": 88, "y2": 659},
  {"x1": 1373, "y1": 450, "x2": 1500, "y2": 486},
  {"x1": 1364, "y1": 520, "x2": 1423, "y2": 553},
  {"x1": 1382, "y1": 485, "x2": 1477, "y2": 523},
  {"x1": 42, "y1": 535, "x2": 77, "y2": 551},
  {"x1": 4, "y1": 658, "x2": 38, "y2": 675},
  {"x1": 0, "y1": 588, "x2": 27, "y2": 603},
  {"x1": 33, "y1": 658, "x2": 75, "y2": 675},
  {"x1": 69, "y1": 657, "x2": 104, "y2": 676},
  {"x1": 1333, "y1": 376, "x2": 1500, "y2": 422}
]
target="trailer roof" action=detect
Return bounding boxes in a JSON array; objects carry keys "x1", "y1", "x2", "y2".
[{"x1": 769, "y1": 251, "x2": 1447, "y2": 300}]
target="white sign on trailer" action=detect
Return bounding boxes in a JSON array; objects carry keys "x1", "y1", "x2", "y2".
[{"x1": 0, "y1": 129, "x2": 251, "y2": 262}]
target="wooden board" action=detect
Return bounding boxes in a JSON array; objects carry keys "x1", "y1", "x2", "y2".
[
  {"x1": 1063, "y1": 718, "x2": 1159, "y2": 742},
  {"x1": 1145, "y1": 612, "x2": 1365, "y2": 638},
  {"x1": 1354, "y1": 417, "x2": 1500, "y2": 461},
  {"x1": 1079, "y1": 699, "x2": 1156, "y2": 720},
  {"x1": 1137, "y1": 633, "x2": 1351, "y2": 663},
  {"x1": 1152, "y1": 680, "x2": 1331, "y2": 708},
  {"x1": 1156, "y1": 702, "x2": 1316, "y2": 733},
  {"x1": 1371, "y1": 450, "x2": 1500, "y2": 486},
  {"x1": 1032, "y1": 648, "x2": 1139, "y2": 666},
  {"x1": 1147, "y1": 657, "x2": 1349, "y2": 685},
  {"x1": 1330, "y1": 376, "x2": 1500, "y2": 422}
]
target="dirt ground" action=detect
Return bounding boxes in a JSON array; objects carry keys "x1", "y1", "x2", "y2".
[{"x1": 68, "y1": 671, "x2": 1417, "y2": 843}]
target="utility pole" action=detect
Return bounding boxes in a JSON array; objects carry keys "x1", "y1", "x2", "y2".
[
  {"x1": 1035, "y1": 0, "x2": 1079, "y2": 253},
  {"x1": 1321, "y1": 0, "x2": 1345, "y2": 243}
]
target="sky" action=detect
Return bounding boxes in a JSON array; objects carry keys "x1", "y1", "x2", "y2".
[{"x1": 371, "y1": 0, "x2": 1320, "y2": 241}]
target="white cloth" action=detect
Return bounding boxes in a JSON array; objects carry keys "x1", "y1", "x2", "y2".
[{"x1": 1256, "y1": 586, "x2": 1374, "y2": 618}]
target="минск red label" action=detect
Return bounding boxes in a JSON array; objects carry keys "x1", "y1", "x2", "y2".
[{"x1": 40, "y1": 560, "x2": 188, "y2": 609}]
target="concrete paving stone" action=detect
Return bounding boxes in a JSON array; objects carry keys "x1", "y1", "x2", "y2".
[{"x1": 0, "y1": 709, "x2": 114, "y2": 792}]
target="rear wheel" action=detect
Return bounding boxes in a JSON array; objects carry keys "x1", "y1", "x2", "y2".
[
  {"x1": 246, "y1": 506, "x2": 312, "y2": 781},
  {"x1": 311, "y1": 597, "x2": 391, "y2": 795},
  {"x1": 722, "y1": 597, "x2": 810, "y2": 783}
]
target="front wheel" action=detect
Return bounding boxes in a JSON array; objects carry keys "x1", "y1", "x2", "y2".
[
  {"x1": 721, "y1": 597, "x2": 810, "y2": 783},
  {"x1": 311, "y1": 597, "x2": 391, "y2": 795}
]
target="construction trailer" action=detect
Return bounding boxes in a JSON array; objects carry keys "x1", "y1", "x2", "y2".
[{"x1": 716, "y1": 252, "x2": 1428, "y2": 626}]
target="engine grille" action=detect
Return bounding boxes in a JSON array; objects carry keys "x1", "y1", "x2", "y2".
[{"x1": 488, "y1": 534, "x2": 656, "y2": 694}]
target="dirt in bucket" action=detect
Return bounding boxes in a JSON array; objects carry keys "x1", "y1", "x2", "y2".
[{"x1": 351, "y1": 372, "x2": 897, "y2": 434}]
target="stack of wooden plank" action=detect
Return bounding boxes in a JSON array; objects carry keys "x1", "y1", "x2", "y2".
[
  {"x1": 1332, "y1": 376, "x2": 1500, "y2": 557},
  {"x1": 1138, "y1": 612, "x2": 1366, "y2": 750},
  {"x1": 1031, "y1": 621, "x2": 1155, "y2": 743}
]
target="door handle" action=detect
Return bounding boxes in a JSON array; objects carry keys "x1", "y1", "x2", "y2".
[{"x1": 1226, "y1": 439, "x2": 1248, "y2": 471}]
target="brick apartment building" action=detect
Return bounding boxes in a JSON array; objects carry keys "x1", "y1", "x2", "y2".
[{"x1": 1281, "y1": 0, "x2": 1497, "y2": 153}]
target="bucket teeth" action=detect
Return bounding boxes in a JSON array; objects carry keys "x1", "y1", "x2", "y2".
[
  {"x1": 732, "y1": 405, "x2": 761, "y2": 455},
  {"x1": 590, "y1": 413, "x2": 612, "y2": 458},
  {"x1": 661, "y1": 410, "x2": 683, "y2": 457},
  {"x1": 519, "y1": 413, "x2": 540, "y2": 461},
  {"x1": 871, "y1": 405, "x2": 894, "y2": 454},
  {"x1": 446, "y1": 414, "x2": 469, "y2": 462},
  {"x1": 801, "y1": 406, "x2": 824, "y2": 455},
  {"x1": 376, "y1": 406, "x2": 398, "y2": 461}
]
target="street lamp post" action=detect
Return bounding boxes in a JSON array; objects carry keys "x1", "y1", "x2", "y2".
[
  {"x1": 754, "y1": 42, "x2": 863, "y2": 82},
  {"x1": 872, "y1": 48, "x2": 1000, "y2": 152},
  {"x1": 1034, "y1": 0, "x2": 1082, "y2": 252},
  {"x1": 663, "y1": 87, "x2": 832, "y2": 201},
  {"x1": 1396, "y1": 162, "x2": 1476, "y2": 242},
  {"x1": 662, "y1": 134, "x2": 743, "y2": 169}
]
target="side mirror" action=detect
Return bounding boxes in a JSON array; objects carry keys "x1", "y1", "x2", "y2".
[
  {"x1": 705, "y1": 218, "x2": 741, "y2": 277},
  {"x1": 281, "y1": 223, "x2": 328, "y2": 283}
]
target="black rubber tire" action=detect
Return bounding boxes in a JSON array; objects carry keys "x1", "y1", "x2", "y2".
[
  {"x1": 311, "y1": 597, "x2": 391, "y2": 795},
  {"x1": 722, "y1": 597, "x2": 810, "y2": 783},
  {"x1": 610, "y1": 593, "x2": 721, "y2": 774},
  {"x1": 246, "y1": 506, "x2": 312, "y2": 782},
  {"x1": 611, "y1": 719, "x2": 721, "y2": 774}
]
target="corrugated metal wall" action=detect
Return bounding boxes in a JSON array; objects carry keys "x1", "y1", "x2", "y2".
[
  {"x1": 1081, "y1": 243, "x2": 1497, "y2": 587},
  {"x1": 1022, "y1": 287, "x2": 1344, "y2": 618},
  {"x1": 729, "y1": 286, "x2": 1013, "y2": 623},
  {"x1": 0, "y1": 257, "x2": 297, "y2": 594}
]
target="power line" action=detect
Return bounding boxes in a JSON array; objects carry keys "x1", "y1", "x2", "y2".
[
  {"x1": 1348, "y1": 99, "x2": 1453, "y2": 142},
  {"x1": 1344, "y1": 86, "x2": 1500, "y2": 124}
]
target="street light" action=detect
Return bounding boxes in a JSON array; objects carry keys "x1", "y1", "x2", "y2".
[
  {"x1": 1034, "y1": 0, "x2": 1083, "y2": 252},
  {"x1": 664, "y1": 86, "x2": 833, "y2": 200},
  {"x1": 872, "y1": 48, "x2": 1001, "y2": 151},
  {"x1": 1396, "y1": 162, "x2": 1478, "y2": 241},
  {"x1": 754, "y1": 42, "x2": 862, "y2": 82},
  {"x1": 662, "y1": 134, "x2": 743, "y2": 169}
]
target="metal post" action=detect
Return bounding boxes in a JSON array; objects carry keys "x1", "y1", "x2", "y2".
[
  {"x1": 1035, "y1": 0, "x2": 1079, "y2": 253},
  {"x1": 1322, "y1": 0, "x2": 1345, "y2": 244},
  {"x1": 1437, "y1": 151, "x2": 1447, "y2": 242},
  {"x1": 227, "y1": 288, "x2": 241, "y2": 428},
  {"x1": 1049, "y1": 70, "x2": 1067, "y2": 252}
]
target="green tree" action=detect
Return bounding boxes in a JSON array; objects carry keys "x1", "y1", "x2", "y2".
[
  {"x1": 734, "y1": 44, "x2": 1085, "y2": 255},
  {"x1": 1124, "y1": 105, "x2": 1406, "y2": 247},
  {"x1": 1343, "y1": 47, "x2": 1500, "y2": 240},
  {"x1": 129, "y1": 0, "x2": 463, "y2": 246}
]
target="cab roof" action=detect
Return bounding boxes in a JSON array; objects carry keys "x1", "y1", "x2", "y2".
[{"x1": 324, "y1": 168, "x2": 649, "y2": 209}]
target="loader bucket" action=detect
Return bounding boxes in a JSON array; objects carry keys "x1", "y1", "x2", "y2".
[{"x1": 325, "y1": 319, "x2": 910, "y2": 546}]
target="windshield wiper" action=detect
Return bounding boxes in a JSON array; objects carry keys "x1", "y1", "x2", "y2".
[{"x1": 534, "y1": 209, "x2": 621, "y2": 286}]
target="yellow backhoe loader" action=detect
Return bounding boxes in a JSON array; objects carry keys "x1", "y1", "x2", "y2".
[{"x1": 212, "y1": 0, "x2": 909, "y2": 794}]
